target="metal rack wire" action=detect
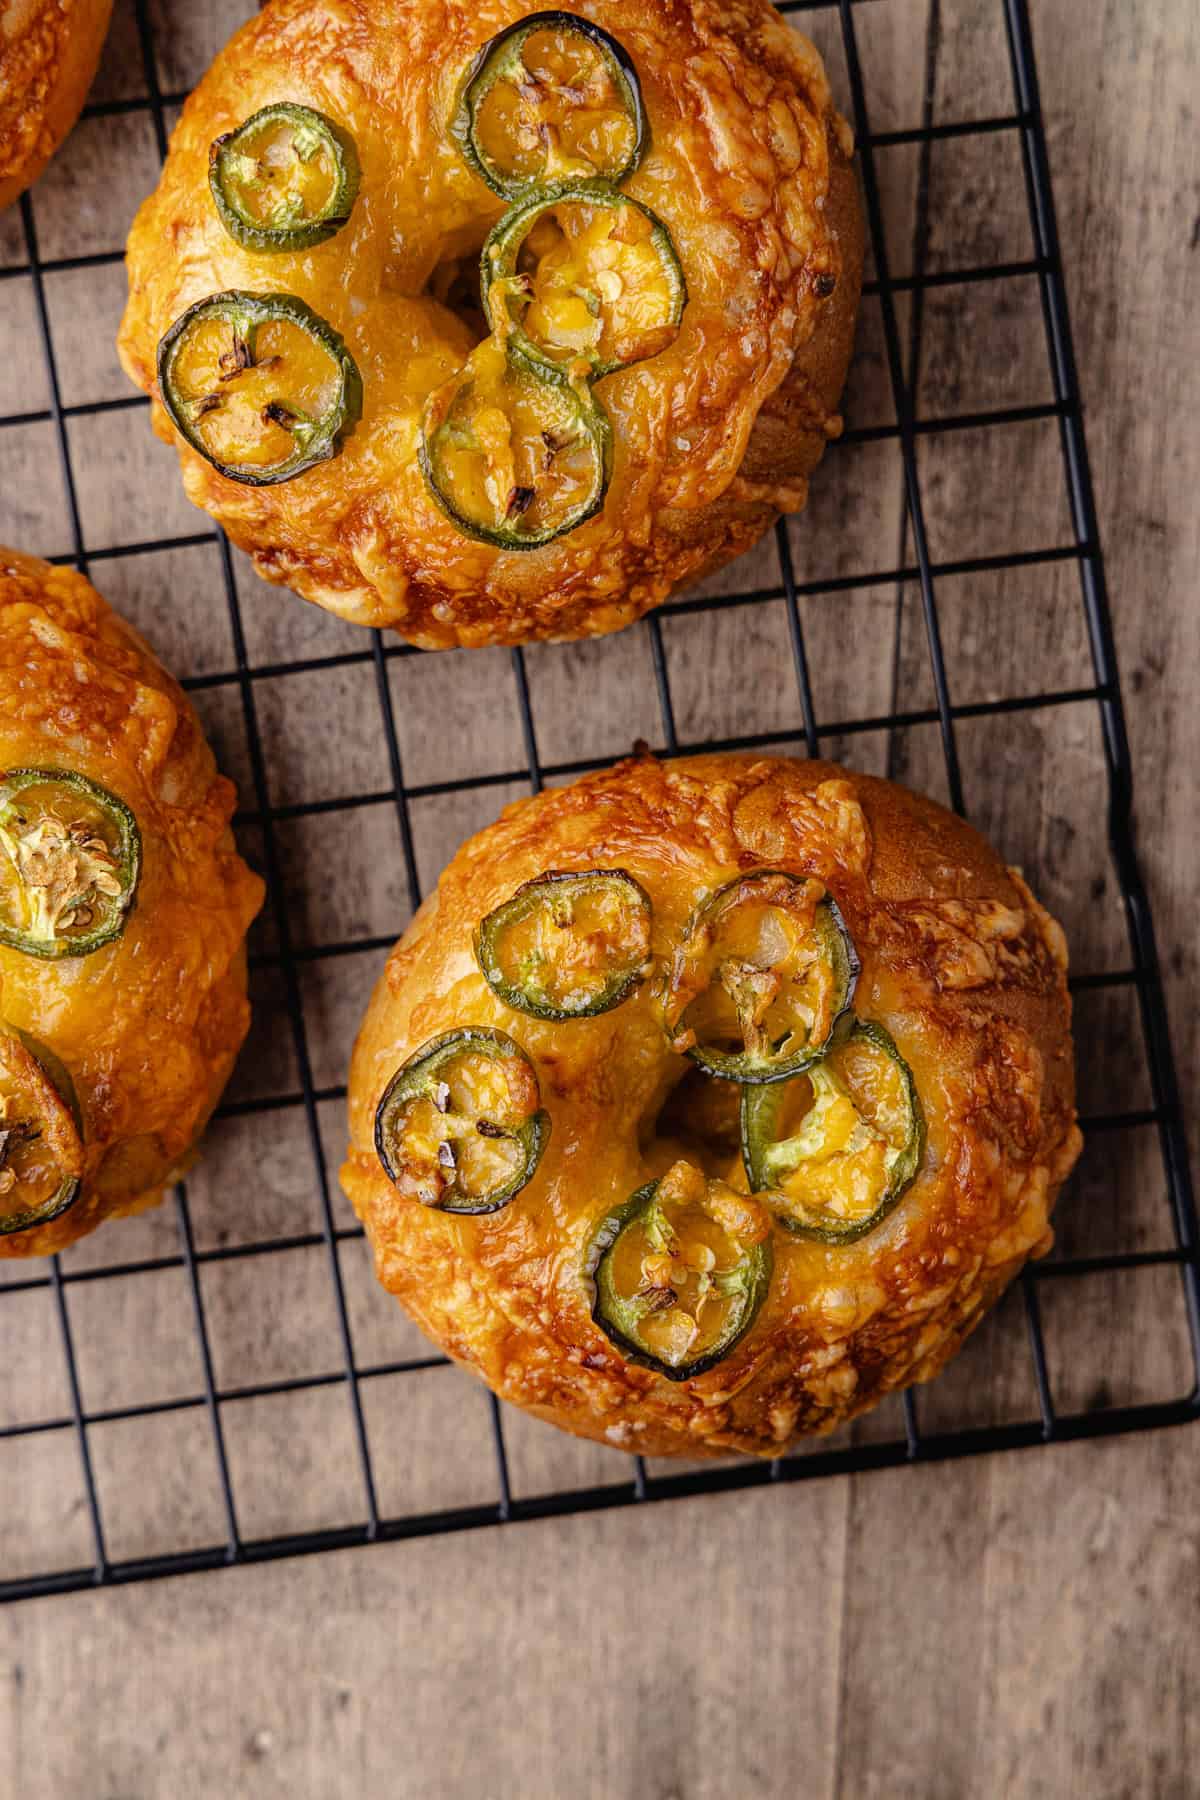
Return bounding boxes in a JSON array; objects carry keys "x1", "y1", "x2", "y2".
[{"x1": 0, "y1": 0, "x2": 1196, "y2": 1603}]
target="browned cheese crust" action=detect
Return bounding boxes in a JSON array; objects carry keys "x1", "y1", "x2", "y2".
[
  {"x1": 0, "y1": 0, "x2": 113, "y2": 212},
  {"x1": 0, "y1": 549, "x2": 264, "y2": 1258},
  {"x1": 117, "y1": 0, "x2": 864, "y2": 648},
  {"x1": 343, "y1": 754, "x2": 1082, "y2": 1458}
]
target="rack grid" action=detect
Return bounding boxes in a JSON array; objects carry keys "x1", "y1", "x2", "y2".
[{"x1": 0, "y1": 0, "x2": 1196, "y2": 1604}]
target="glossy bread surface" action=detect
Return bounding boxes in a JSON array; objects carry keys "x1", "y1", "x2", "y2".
[
  {"x1": 118, "y1": 0, "x2": 863, "y2": 647},
  {"x1": 343, "y1": 754, "x2": 1083, "y2": 1458},
  {"x1": 0, "y1": 0, "x2": 113, "y2": 212},
  {"x1": 0, "y1": 550, "x2": 263, "y2": 1257}
]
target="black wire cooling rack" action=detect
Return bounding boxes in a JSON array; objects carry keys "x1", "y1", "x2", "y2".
[{"x1": 0, "y1": 0, "x2": 1196, "y2": 1604}]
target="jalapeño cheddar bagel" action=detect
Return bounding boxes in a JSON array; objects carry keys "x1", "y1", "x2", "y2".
[
  {"x1": 118, "y1": 1, "x2": 863, "y2": 648},
  {"x1": 0, "y1": 0, "x2": 113, "y2": 213},
  {"x1": 343, "y1": 753, "x2": 1082, "y2": 1459},
  {"x1": 0, "y1": 550, "x2": 263, "y2": 1258}
]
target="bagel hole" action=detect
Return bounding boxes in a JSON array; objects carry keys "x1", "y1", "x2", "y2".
[
  {"x1": 424, "y1": 239, "x2": 489, "y2": 341},
  {"x1": 650, "y1": 1066, "x2": 745, "y2": 1187}
]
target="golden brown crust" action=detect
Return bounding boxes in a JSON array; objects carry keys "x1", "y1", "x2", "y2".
[
  {"x1": 0, "y1": 548, "x2": 264, "y2": 1258},
  {"x1": 342, "y1": 753, "x2": 1082, "y2": 1459},
  {"x1": 117, "y1": 0, "x2": 864, "y2": 649},
  {"x1": 0, "y1": 0, "x2": 113, "y2": 213}
]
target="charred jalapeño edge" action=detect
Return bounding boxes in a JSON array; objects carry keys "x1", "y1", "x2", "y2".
[
  {"x1": 474, "y1": 868, "x2": 653, "y2": 1019},
  {"x1": 481, "y1": 182, "x2": 686, "y2": 381},
  {"x1": 585, "y1": 1179, "x2": 773, "y2": 1382},
  {"x1": 741, "y1": 1019, "x2": 925, "y2": 1244},
  {"x1": 208, "y1": 103, "x2": 361, "y2": 252},
  {"x1": 0, "y1": 1027, "x2": 84, "y2": 1237},
  {"x1": 374, "y1": 1026, "x2": 550, "y2": 1216},
  {"x1": 157, "y1": 290, "x2": 364, "y2": 487},
  {"x1": 664, "y1": 872, "x2": 860, "y2": 1084},
  {"x1": 0, "y1": 768, "x2": 141, "y2": 960},
  {"x1": 418, "y1": 348, "x2": 611, "y2": 550},
  {"x1": 449, "y1": 11, "x2": 647, "y2": 201}
]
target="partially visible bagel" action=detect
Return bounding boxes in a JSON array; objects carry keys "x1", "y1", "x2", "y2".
[
  {"x1": 0, "y1": 0, "x2": 113, "y2": 213},
  {"x1": 0, "y1": 548, "x2": 264, "y2": 1259}
]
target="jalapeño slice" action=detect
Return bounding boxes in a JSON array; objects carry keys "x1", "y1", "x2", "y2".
[
  {"x1": 664, "y1": 871, "x2": 859, "y2": 1084},
  {"x1": 482, "y1": 183, "x2": 686, "y2": 381},
  {"x1": 742, "y1": 1020, "x2": 924, "y2": 1244},
  {"x1": 374, "y1": 1027, "x2": 550, "y2": 1216},
  {"x1": 586, "y1": 1162, "x2": 772, "y2": 1381},
  {"x1": 420, "y1": 336, "x2": 610, "y2": 549},
  {"x1": 0, "y1": 1028, "x2": 84, "y2": 1238},
  {"x1": 475, "y1": 868, "x2": 652, "y2": 1019},
  {"x1": 451, "y1": 11, "x2": 646, "y2": 202},
  {"x1": 0, "y1": 768, "x2": 140, "y2": 959},
  {"x1": 209, "y1": 103, "x2": 361, "y2": 252},
  {"x1": 157, "y1": 290, "x2": 363, "y2": 487}
]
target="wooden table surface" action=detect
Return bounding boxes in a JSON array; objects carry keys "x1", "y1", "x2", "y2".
[{"x1": 1, "y1": 1, "x2": 1197, "y2": 1794}]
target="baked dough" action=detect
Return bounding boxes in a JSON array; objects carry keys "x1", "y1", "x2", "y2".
[
  {"x1": 0, "y1": 0, "x2": 113, "y2": 213},
  {"x1": 0, "y1": 549, "x2": 263, "y2": 1258},
  {"x1": 118, "y1": 0, "x2": 863, "y2": 648},
  {"x1": 343, "y1": 753, "x2": 1082, "y2": 1458}
]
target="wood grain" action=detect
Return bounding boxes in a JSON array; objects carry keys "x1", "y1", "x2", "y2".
[{"x1": 1, "y1": 0, "x2": 1198, "y2": 1795}]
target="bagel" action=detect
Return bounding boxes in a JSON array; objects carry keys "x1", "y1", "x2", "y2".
[
  {"x1": 117, "y1": 0, "x2": 863, "y2": 649},
  {"x1": 0, "y1": 549, "x2": 263, "y2": 1258},
  {"x1": 0, "y1": 0, "x2": 113, "y2": 213},
  {"x1": 342, "y1": 753, "x2": 1082, "y2": 1459}
]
